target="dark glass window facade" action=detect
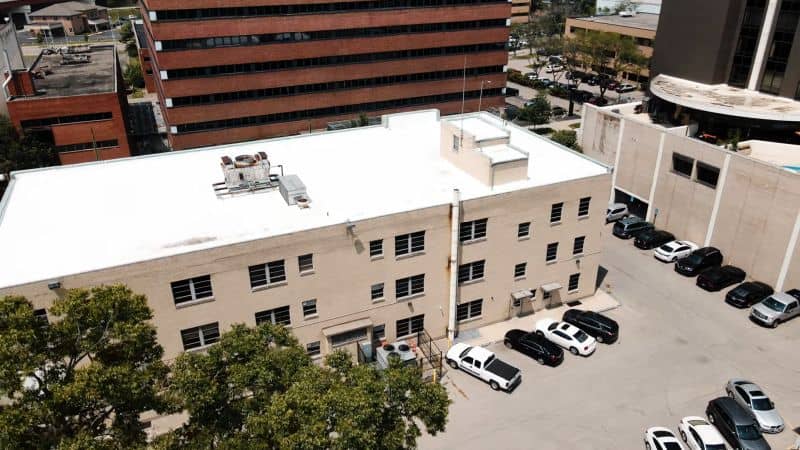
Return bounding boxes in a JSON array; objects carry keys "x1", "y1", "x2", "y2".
[
  {"x1": 760, "y1": 0, "x2": 800, "y2": 94},
  {"x1": 729, "y1": 0, "x2": 766, "y2": 87}
]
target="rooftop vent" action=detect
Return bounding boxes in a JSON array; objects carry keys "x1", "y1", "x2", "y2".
[
  {"x1": 213, "y1": 151, "x2": 277, "y2": 196},
  {"x1": 278, "y1": 175, "x2": 311, "y2": 207}
]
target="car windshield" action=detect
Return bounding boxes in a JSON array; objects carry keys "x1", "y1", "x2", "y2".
[
  {"x1": 751, "y1": 398, "x2": 772, "y2": 410},
  {"x1": 664, "y1": 444, "x2": 682, "y2": 450},
  {"x1": 761, "y1": 297, "x2": 786, "y2": 312},
  {"x1": 686, "y1": 253, "x2": 704, "y2": 264},
  {"x1": 706, "y1": 445, "x2": 726, "y2": 450},
  {"x1": 574, "y1": 330, "x2": 588, "y2": 342},
  {"x1": 659, "y1": 244, "x2": 674, "y2": 252},
  {"x1": 459, "y1": 347, "x2": 472, "y2": 358},
  {"x1": 653, "y1": 431, "x2": 673, "y2": 438},
  {"x1": 736, "y1": 424, "x2": 761, "y2": 440}
]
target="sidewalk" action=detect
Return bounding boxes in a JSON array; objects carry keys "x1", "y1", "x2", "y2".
[{"x1": 453, "y1": 289, "x2": 621, "y2": 348}]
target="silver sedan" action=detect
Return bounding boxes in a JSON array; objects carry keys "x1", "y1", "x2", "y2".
[{"x1": 725, "y1": 379, "x2": 784, "y2": 433}]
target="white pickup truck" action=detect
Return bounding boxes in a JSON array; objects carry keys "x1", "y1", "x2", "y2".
[{"x1": 446, "y1": 343, "x2": 522, "y2": 392}]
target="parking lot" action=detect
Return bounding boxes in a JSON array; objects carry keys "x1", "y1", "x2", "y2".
[{"x1": 421, "y1": 226, "x2": 800, "y2": 450}]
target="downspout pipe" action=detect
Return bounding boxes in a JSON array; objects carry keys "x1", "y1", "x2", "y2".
[{"x1": 447, "y1": 188, "x2": 461, "y2": 345}]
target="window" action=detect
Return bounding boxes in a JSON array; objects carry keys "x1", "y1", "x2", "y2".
[
  {"x1": 459, "y1": 218, "x2": 488, "y2": 242},
  {"x1": 371, "y1": 283, "x2": 385, "y2": 301},
  {"x1": 518, "y1": 222, "x2": 531, "y2": 238},
  {"x1": 696, "y1": 162, "x2": 720, "y2": 188},
  {"x1": 672, "y1": 153, "x2": 694, "y2": 177},
  {"x1": 306, "y1": 341, "x2": 321, "y2": 357},
  {"x1": 550, "y1": 202, "x2": 563, "y2": 223},
  {"x1": 373, "y1": 324, "x2": 385, "y2": 340},
  {"x1": 369, "y1": 239, "x2": 383, "y2": 258},
  {"x1": 181, "y1": 322, "x2": 220, "y2": 350},
  {"x1": 514, "y1": 262, "x2": 527, "y2": 279},
  {"x1": 330, "y1": 327, "x2": 368, "y2": 347},
  {"x1": 543, "y1": 289, "x2": 552, "y2": 300},
  {"x1": 302, "y1": 299, "x2": 318, "y2": 317},
  {"x1": 254, "y1": 305, "x2": 291, "y2": 326},
  {"x1": 578, "y1": 197, "x2": 591, "y2": 217},
  {"x1": 568, "y1": 273, "x2": 580, "y2": 292},
  {"x1": 249, "y1": 260, "x2": 286, "y2": 288},
  {"x1": 395, "y1": 230, "x2": 425, "y2": 256},
  {"x1": 457, "y1": 299, "x2": 483, "y2": 321},
  {"x1": 171, "y1": 275, "x2": 213, "y2": 305},
  {"x1": 452, "y1": 134, "x2": 460, "y2": 151},
  {"x1": 573, "y1": 236, "x2": 585, "y2": 255},
  {"x1": 396, "y1": 314, "x2": 424, "y2": 337},
  {"x1": 546, "y1": 242, "x2": 558, "y2": 262},
  {"x1": 33, "y1": 308, "x2": 48, "y2": 326},
  {"x1": 298, "y1": 253, "x2": 314, "y2": 273},
  {"x1": 458, "y1": 260, "x2": 485, "y2": 283},
  {"x1": 396, "y1": 274, "x2": 425, "y2": 299}
]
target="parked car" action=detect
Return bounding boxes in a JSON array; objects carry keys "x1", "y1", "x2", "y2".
[
  {"x1": 504, "y1": 105, "x2": 521, "y2": 121},
  {"x1": 534, "y1": 318, "x2": 596, "y2": 356},
  {"x1": 634, "y1": 229, "x2": 676, "y2": 250},
  {"x1": 605, "y1": 81, "x2": 620, "y2": 91},
  {"x1": 696, "y1": 265, "x2": 746, "y2": 291},
  {"x1": 612, "y1": 216, "x2": 654, "y2": 239},
  {"x1": 750, "y1": 291, "x2": 800, "y2": 328},
  {"x1": 706, "y1": 397, "x2": 771, "y2": 450},
  {"x1": 503, "y1": 329, "x2": 564, "y2": 366},
  {"x1": 574, "y1": 89, "x2": 594, "y2": 103},
  {"x1": 545, "y1": 64, "x2": 564, "y2": 73},
  {"x1": 586, "y1": 76, "x2": 599, "y2": 86},
  {"x1": 616, "y1": 83, "x2": 636, "y2": 93},
  {"x1": 606, "y1": 202, "x2": 629, "y2": 223},
  {"x1": 524, "y1": 72, "x2": 539, "y2": 81},
  {"x1": 561, "y1": 309, "x2": 619, "y2": 344},
  {"x1": 674, "y1": 247, "x2": 723, "y2": 276},
  {"x1": 725, "y1": 379, "x2": 784, "y2": 434},
  {"x1": 725, "y1": 282, "x2": 773, "y2": 308},
  {"x1": 588, "y1": 95, "x2": 609, "y2": 106},
  {"x1": 551, "y1": 106, "x2": 567, "y2": 116},
  {"x1": 446, "y1": 343, "x2": 521, "y2": 392},
  {"x1": 654, "y1": 240, "x2": 699, "y2": 263},
  {"x1": 678, "y1": 416, "x2": 727, "y2": 450},
  {"x1": 645, "y1": 427, "x2": 685, "y2": 450},
  {"x1": 505, "y1": 87, "x2": 520, "y2": 97}
]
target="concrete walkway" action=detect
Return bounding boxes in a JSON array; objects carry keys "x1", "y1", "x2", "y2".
[{"x1": 453, "y1": 289, "x2": 620, "y2": 348}]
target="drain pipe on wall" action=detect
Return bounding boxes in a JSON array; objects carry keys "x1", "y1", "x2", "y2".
[{"x1": 447, "y1": 188, "x2": 461, "y2": 345}]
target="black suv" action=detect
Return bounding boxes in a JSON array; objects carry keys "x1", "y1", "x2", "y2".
[
  {"x1": 706, "y1": 397, "x2": 771, "y2": 450},
  {"x1": 675, "y1": 247, "x2": 723, "y2": 277},
  {"x1": 503, "y1": 330, "x2": 564, "y2": 366},
  {"x1": 696, "y1": 265, "x2": 747, "y2": 291},
  {"x1": 561, "y1": 309, "x2": 619, "y2": 344},
  {"x1": 612, "y1": 217, "x2": 654, "y2": 239},
  {"x1": 633, "y1": 229, "x2": 675, "y2": 250},
  {"x1": 725, "y1": 281, "x2": 774, "y2": 308}
]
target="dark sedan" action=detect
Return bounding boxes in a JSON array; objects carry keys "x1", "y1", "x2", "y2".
[
  {"x1": 696, "y1": 265, "x2": 747, "y2": 291},
  {"x1": 633, "y1": 229, "x2": 676, "y2": 250},
  {"x1": 504, "y1": 329, "x2": 564, "y2": 366},
  {"x1": 562, "y1": 309, "x2": 619, "y2": 344},
  {"x1": 675, "y1": 247, "x2": 723, "y2": 276},
  {"x1": 612, "y1": 216, "x2": 654, "y2": 239},
  {"x1": 725, "y1": 281, "x2": 774, "y2": 308}
]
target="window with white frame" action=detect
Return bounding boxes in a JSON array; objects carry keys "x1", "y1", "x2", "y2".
[
  {"x1": 249, "y1": 260, "x2": 286, "y2": 289},
  {"x1": 395, "y1": 230, "x2": 425, "y2": 256},
  {"x1": 369, "y1": 239, "x2": 383, "y2": 258},
  {"x1": 302, "y1": 299, "x2": 318, "y2": 317},
  {"x1": 458, "y1": 260, "x2": 485, "y2": 283},
  {"x1": 546, "y1": 242, "x2": 558, "y2": 262},
  {"x1": 568, "y1": 273, "x2": 580, "y2": 292},
  {"x1": 171, "y1": 275, "x2": 213, "y2": 305},
  {"x1": 518, "y1": 222, "x2": 531, "y2": 238},
  {"x1": 396, "y1": 314, "x2": 424, "y2": 337},
  {"x1": 459, "y1": 218, "x2": 488, "y2": 242},
  {"x1": 550, "y1": 202, "x2": 564, "y2": 223},
  {"x1": 514, "y1": 262, "x2": 527, "y2": 279},
  {"x1": 373, "y1": 324, "x2": 385, "y2": 340},
  {"x1": 573, "y1": 236, "x2": 586, "y2": 255},
  {"x1": 254, "y1": 305, "x2": 291, "y2": 326},
  {"x1": 456, "y1": 299, "x2": 483, "y2": 322},
  {"x1": 306, "y1": 341, "x2": 321, "y2": 357},
  {"x1": 371, "y1": 283, "x2": 385, "y2": 301},
  {"x1": 298, "y1": 253, "x2": 314, "y2": 273},
  {"x1": 396, "y1": 274, "x2": 425, "y2": 299},
  {"x1": 578, "y1": 197, "x2": 591, "y2": 217},
  {"x1": 181, "y1": 322, "x2": 220, "y2": 350}
]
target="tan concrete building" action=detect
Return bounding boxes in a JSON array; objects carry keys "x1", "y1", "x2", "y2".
[
  {"x1": 511, "y1": 0, "x2": 530, "y2": 23},
  {"x1": 0, "y1": 110, "x2": 610, "y2": 362},
  {"x1": 27, "y1": 1, "x2": 108, "y2": 36},
  {"x1": 579, "y1": 102, "x2": 800, "y2": 291}
]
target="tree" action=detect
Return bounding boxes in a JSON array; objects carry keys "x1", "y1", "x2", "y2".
[
  {"x1": 519, "y1": 93, "x2": 551, "y2": 128},
  {"x1": 550, "y1": 129, "x2": 582, "y2": 152},
  {"x1": 0, "y1": 286, "x2": 171, "y2": 449},
  {"x1": 614, "y1": 0, "x2": 639, "y2": 13},
  {"x1": 118, "y1": 22, "x2": 133, "y2": 43},
  {"x1": 124, "y1": 60, "x2": 144, "y2": 89},
  {"x1": 0, "y1": 115, "x2": 60, "y2": 198},
  {"x1": 156, "y1": 323, "x2": 450, "y2": 449}
]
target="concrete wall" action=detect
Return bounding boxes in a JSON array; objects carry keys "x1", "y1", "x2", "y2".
[{"x1": 0, "y1": 21, "x2": 25, "y2": 117}]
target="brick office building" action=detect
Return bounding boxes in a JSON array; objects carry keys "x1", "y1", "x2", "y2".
[
  {"x1": 137, "y1": 0, "x2": 511, "y2": 149},
  {"x1": 5, "y1": 45, "x2": 131, "y2": 164}
]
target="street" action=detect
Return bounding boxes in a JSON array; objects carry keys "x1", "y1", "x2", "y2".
[{"x1": 421, "y1": 226, "x2": 800, "y2": 450}]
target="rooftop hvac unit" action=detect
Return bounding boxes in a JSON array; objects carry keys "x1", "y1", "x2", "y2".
[
  {"x1": 376, "y1": 340, "x2": 417, "y2": 370},
  {"x1": 214, "y1": 151, "x2": 274, "y2": 196},
  {"x1": 278, "y1": 174, "x2": 311, "y2": 207}
]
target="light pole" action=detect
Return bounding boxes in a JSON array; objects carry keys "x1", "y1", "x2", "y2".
[{"x1": 478, "y1": 80, "x2": 492, "y2": 112}]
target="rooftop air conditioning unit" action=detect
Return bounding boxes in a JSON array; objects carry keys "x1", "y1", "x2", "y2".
[
  {"x1": 376, "y1": 341, "x2": 417, "y2": 370},
  {"x1": 278, "y1": 174, "x2": 311, "y2": 207}
]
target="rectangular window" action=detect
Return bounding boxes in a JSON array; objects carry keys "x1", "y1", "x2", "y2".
[
  {"x1": 546, "y1": 242, "x2": 559, "y2": 262},
  {"x1": 672, "y1": 153, "x2": 694, "y2": 177},
  {"x1": 514, "y1": 262, "x2": 527, "y2": 279},
  {"x1": 543, "y1": 289, "x2": 552, "y2": 300},
  {"x1": 330, "y1": 327, "x2": 368, "y2": 347},
  {"x1": 181, "y1": 322, "x2": 220, "y2": 350},
  {"x1": 452, "y1": 134, "x2": 460, "y2": 151},
  {"x1": 249, "y1": 260, "x2": 286, "y2": 288},
  {"x1": 578, "y1": 197, "x2": 591, "y2": 217},
  {"x1": 395, "y1": 230, "x2": 425, "y2": 256},
  {"x1": 396, "y1": 274, "x2": 425, "y2": 299},
  {"x1": 298, "y1": 253, "x2": 314, "y2": 273},
  {"x1": 458, "y1": 260, "x2": 485, "y2": 283},
  {"x1": 302, "y1": 299, "x2": 318, "y2": 317},
  {"x1": 550, "y1": 202, "x2": 564, "y2": 223},
  {"x1": 573, "y1": 236, "x2": 586, "y2": 255},
  {"x1": 459, "y1": 218, "x2": 488, "y2": 242},
  {"x1": 568, "y1": 273, "x2": 580, "y2": 292},
  {"x1": 518, "y1": 222, "x2": 531, "y2": 238},
  {"x1": 33, "y1": 308, "x2": 48, "y2": 326},
  {"x1": 254, "y1": 305, "x2": 291, "y2": 326},
  {"x1": 171, "y1": 275, "x2": 213, "y2": 305},
  {"x1": 371, "y1": 283, "x2": 385, "y2": 301},
  {"x1": 306, "y1": 341, "x2": 321, "y2": 357},
  {"x1": 369, "y1": 239, "x2": 383, "y2": 258},
  {"x1": 456, "y1": 299, "x2": 483, "y2": 322},
  {"x1": 373, "y1": 324, "x2": 385, "y2": 340},
  {"x1": 396, "y1": 314, "x2": 424, "y2": 337},
  {"x1": 696, "y1": 162, "x2": 720, "y2": 188}
]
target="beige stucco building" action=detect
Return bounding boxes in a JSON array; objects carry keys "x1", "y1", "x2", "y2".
[
  {"x1": 511, "y1": 0, "x2": 530, "y2": 23},
  {"x1": 0, "y1": 110, "x2": 610, "y2": 362},
  {"x1": 579, "y1": 103, "x2": 800, "y2": 291}
]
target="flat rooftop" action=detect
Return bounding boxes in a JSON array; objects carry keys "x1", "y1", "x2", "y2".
[
  {"x1": 25, "y1": 45, "x2": 116, "y2": 98},
  {"x1": 650, "y1": 74, "x2": 800, "y2": 121},
  {"x1": 0, "y1": 110, "x2": 609, "y2": 289},
  {"x1": 738, "y1": 140, "x2": 800, "y2": 170},
  {"x1": 570, "y1": 12, "x2": 659, "y2": 32}
]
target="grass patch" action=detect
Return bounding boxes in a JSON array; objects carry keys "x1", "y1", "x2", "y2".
[
  {"x1": 530, "y1": 127, "x2": 553, "y2": 135},
  {"x1": 569, "y1": 123, "x2": 581, "y2": 129}
]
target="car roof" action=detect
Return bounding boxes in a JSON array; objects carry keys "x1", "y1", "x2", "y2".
[
  {"x1": 465, "y1": 346, "x2": 494, "y2": 361},
  {"x1": 620, "y1": 216, "x2": 643, "y2": 224},
  {"x1": 720, "y1": 265, "x2": 743, "y2": 273},
  {"x1": 608, "y1": 202, "x2": 627, "y2": 209},
  {"x1": 694, "y1": 246, "x2": 720, "y2": 255},
  {"x1": 766, "y1": 292, "x2": 797, "y2": 304},
  {"x1": 711, "y1": 397, "x2": 756, "y2": 423},
  {"x1": 739, "y1": 383, "x2": 767, "y2": 397}
]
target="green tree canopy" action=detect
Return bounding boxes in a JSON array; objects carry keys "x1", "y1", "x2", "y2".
[
  {"x1": 519, "y1": 93, "x2": 552, "y2": 127},
  {"x1": 0, "y1": 115, "x2": 60, "y2": 198},
  {"x1": 550, "y1": 129, "x2": 582, "y2": 152},
  {"x1": 0, "y1": 286, "x2": 170, "y2": 449},
  {"x1": 124, "y1": 60, "x2": 145, "y2": 89}
]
